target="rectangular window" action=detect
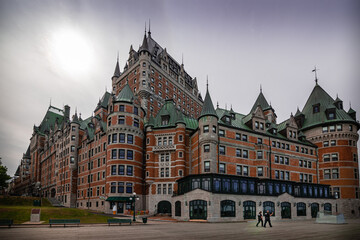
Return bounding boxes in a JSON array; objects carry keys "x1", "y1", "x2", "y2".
[
  {"x1": 119, "y1": 133, "x2": 125, "y2": 143},
  {"x1": 168, "y1": 184, "x2": 172, "y2": 195},
  {"x1": 324, "y1": 169, "x2": 331, "y2": 179},
  {"x1": 203, "y1": 125, "x2": 209, "y2": 133},
  {"x1": 118, "y1": 165, "x2": 124, "y2": 175},
  {"x1": 127, "y1": 134, "x2": 133, "y2": 144},
  {"x1": 112, "y1": 134, "x2": 117, "y2": 143},
  {"x1": 323, "y1": 154, "x2": 330, "y2": 162},
  {"x1": 243, "y1": 150, "x2": 248, "y2": 158},
  {"x1": 299, "y1": 160, "x2": 303, "y2": 167},
  {"x1": 118, "y1": 182, "x2": 124, "y2": 193},
  {"x1": 118, "y1": 115, "x2": 125, "y2": 124},
  {"x1": 219, "y1": 163, "x2": 226, "y2": 174},
  {"x1": 255, "y1": 121, "x2": 259, "y2": 129},
  {"x1": 212, "y1": 126, "x2": 217, "y2": 133},
  {"x1": 160, "y1": 168, "x2": 164, "y2": 177},
  {"x1": 332, "y1": 153, "x2": 338, "y2": 161},
  {"x1": 257, "y1": 138, "x2": 262, "y2": 144},
  {"x1": 285, "y1": 157, "x2": 289, "y2": 165},
  {"x1": 219, "y1": 146, "x2": 226, "y2": 155},
  {"x1": 330, "y1": 140, "x2": 336, "y2": 146},
  {"x1": 280, "y1": 171, "x2": 284, "y2": 180},
  {"x1": 275, "y1": 170, "x2": 279, "y2": 179},
  {"x1": 126, "y1": 183, "x2": 133, "y2": 193},
  {"x1": 204, "y1": 161, "x2": 210, "y2": 172},
  {"x1": 204, "y1": 145, "x2": 210, "y2": 152},
  {"x1": 337, "y1": 124, "x2": 342, "y2": 131},
  {"x1": 111, "y1": 182, "x2": 116, "y2": 193},
  {"x1": 236, "y1": 165, "x2": 242, "y2": 175},
  {"x1": 285, "y1": 171, "x2": 290, "y2": 180},
  {"x1": 329, "y1": 125, "x2": 335, "y2": 132},
  {"x1": 332, "y1": 168, "x2": 339, "y2": 179},
  {"x1": 111, "y1": 165, "x2": 117, "y2": 175},
  {"x1": 322, "y1": 126, "x2": 328, "y2": 133},
  {"x1": 236, "y1": 133, "x2": 241, "y2": 140},
  {"x1": 323, "y1": 141, "x2": 329, "y2": 147},
  {"x1": 300, "y1": 173, "x2": 303, "y2": 182},
  {"x1": 355, "y1": 169, "x2": 358, "y2": 179},
  {"x1": 243, "y1": 166, "x2": 248, "y2": 176},
  {"x1": 126, "y1": 166, "x2": 133, "y2": 176},
  {"x1": 275, "y1": 156, "x2": 279, "y2": 163},
  {"x1": 111, "y1": 149, "x2": 117, "y2": 159},
  {"x1": 134, "y1": 106, "x2": 138, "y2": 115},
  {"x1": 219, "y1": 129, "x2": 225, "y2": 137},
  {"x1": 127, "y1": 150, "x2": 133, "y2": 160},
  {"x1": 236, "y1": 149, "x2": 241, "y2": 157},
  {"x1": 257, "y1": 167, "x2": 263, "y2": 177},
  {"x1": 157, "y1": 184, "x2": 161, "y2": 194},
  {"x1": 117, "y1": 149, "x2": 125, "y2": 159},
  {"x1": 242, "y1": 134, "x2": 248, "y2": 142},
  {"x1": 257, "y1": 151, "x2": 263, "y2": 159},
  {"x1": 280, "y1": 156, "x2": 284, "y2": 164},
  {"x1": 309, "y1": 175, "x2": 312, "y2": 183},
  {"x1": 119, "y1": 105, "x2": 125, "y2": 112}
]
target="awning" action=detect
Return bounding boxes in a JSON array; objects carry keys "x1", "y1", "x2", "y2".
[{"x1": 106, "y1": 196, "x2": 132, "y2": 202}]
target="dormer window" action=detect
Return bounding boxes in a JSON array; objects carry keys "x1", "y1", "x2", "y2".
[
  {"x1": 255, "y1": 121, "x2": 259, "y2": 129},
  {"x1": 231, "y1": 113, "x2": 235, "y2": 119},
  {"x1": 260, "y1": 122, "x2": 264, "y2": 130},
  {"x1": 328, "y1": 112, "x2": 335, "y2": 120},
  {"x1": 225, "y1": 116, "x2": 230, "y2": 123},
  {"x1": 313, "y1": 104, "x2": 320, "y2": 113},
  {"x1": 161, "y1": 115, "x2": 170, "y2": 125},
  {"x1": 273, "y1": 129, "x2": 277, "y2": 134}
]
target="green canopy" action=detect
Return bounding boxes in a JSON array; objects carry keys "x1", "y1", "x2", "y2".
[{"x1": 106, "y1": 196, "x2": 132, "y2": 202}]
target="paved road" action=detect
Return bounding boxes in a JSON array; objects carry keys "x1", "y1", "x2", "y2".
[{"x1": 1, "y1": 219, "x2": 360, "y2": 240}]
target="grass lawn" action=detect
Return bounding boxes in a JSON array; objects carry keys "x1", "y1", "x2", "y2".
[{"x1": 0, "y1": 196, "x2": 113, "y2": 224}]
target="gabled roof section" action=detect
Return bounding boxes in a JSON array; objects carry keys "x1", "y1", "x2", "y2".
[
  {"x1": 250, "y1": 90, "x2": 271, "y2": 113},
  {"x1": 199, "y1": 85, "x2": 217, "y2": 119},
  {"x1": 300, "y1": 83, "x2": 357, "y2": 129},
  {"x1": 36, "y1": 106, "x2": 65, "y2": 134},
  {"x1": 149, "y1": 100, "x2": 198, "y2": 130},
  {"x1": 115, "y1": 83, "x2": 134, "y2": 103}
]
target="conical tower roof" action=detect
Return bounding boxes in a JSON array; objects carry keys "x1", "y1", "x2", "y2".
[
  {"x1": 113, "y1": 56, "x2": 121, "y2": 78},
  {"x1": 139, "y1": 33, "x2": 149, "y2": 53},
  {"x1": 199, "y1": 84, "x2": 217, "y2": 119},
  {"x1": 115, "y1": 82, "x2": 135, "y2": 103}
]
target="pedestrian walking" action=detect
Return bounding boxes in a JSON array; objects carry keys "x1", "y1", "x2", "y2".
[
  {"x1": 256, "y1": 211, "x2": 263, "y2": 227},
  {"x1": 263, "y1": 210, "x2": 273, "y2": 228}
]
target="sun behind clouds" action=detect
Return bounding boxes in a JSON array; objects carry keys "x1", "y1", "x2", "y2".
[{"x1": 47, "y1": 27, "x2": 94, "y2": 78}]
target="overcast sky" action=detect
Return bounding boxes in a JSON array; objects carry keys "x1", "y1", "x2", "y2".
[{"x1": 1, "y1": 0, "x2": 359, "y2": 175}]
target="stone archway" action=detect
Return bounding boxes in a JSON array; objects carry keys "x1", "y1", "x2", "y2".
[{"x1": 158, "y1": 200, "x2": 172, "y2": 215}]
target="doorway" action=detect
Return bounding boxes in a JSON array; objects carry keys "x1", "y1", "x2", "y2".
[{"x1": 189, "y1": 200, "x2": 207, "y2": 220}]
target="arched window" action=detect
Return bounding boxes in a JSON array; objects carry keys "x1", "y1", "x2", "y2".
[
  {"x1": 324, "y1": 203, "x2": 332, "y2": 214},
  {"x1": 263, "y1": 201, "x2": 275, "y2": 216},
  {"x1": 221, "y1": 200, "x2": 235, "y2": 217},
  {"x1": 243, "y1": 201, "x2": 256, "y2": 219},
  {"x1": 281, "y1": 202, "x2": 291, "y2": 219},
  {"x1": 311, "y1": 203, "x2": 319, "y2": 218},
  {"x1": 175, "y1": 201, "x2": 181, "y2": 217},
  {"x1": 297, "y1": 202, "x2": 306, "y2": 216}
]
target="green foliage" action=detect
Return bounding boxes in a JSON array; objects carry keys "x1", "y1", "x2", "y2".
[{"x1": 0, "y1": 164, "x2": 11, "y2": 189}]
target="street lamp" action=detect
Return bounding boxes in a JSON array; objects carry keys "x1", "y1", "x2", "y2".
[{"x1": 129, "y1": 192, "x2": 139, "y2": 222}]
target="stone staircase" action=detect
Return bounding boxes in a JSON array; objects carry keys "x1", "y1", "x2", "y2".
[{"x1": 47, "y1": 197, "x2": 64, "y2": 207}]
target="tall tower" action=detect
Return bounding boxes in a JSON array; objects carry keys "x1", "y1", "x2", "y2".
[{"x1": 198, "y1": 84, "x2": 219, "y2": 173}]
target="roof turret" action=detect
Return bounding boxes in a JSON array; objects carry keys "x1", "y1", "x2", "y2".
[
  {"x1": 115, "y1": 82, "x2": 135, "y2": 103},
  {"x1": 199, "y1": 82, "x2": 217, "y2": 119}
]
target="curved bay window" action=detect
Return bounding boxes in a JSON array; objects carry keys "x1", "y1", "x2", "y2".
[
  {"x1": 243, "y1": 201, "x2": 256, "y2": 219},
  {"x1": 221, "y1": 200, "x2": 235, "y2": 217},
  {"x1": 324, "y1": 203, "x2": 332, "y2": 214},
  {"x1": 263, "y1": 201, "x2": 275, "y2": 216},
  {"x1": 175, "y1": 201, "x2": 181, "y2": 217},
  {"x1": 297, "y1": 202, "x2": 306, "y2": 216}
]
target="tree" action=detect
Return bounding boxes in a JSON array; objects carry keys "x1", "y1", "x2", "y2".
[{"x1": 0, "y1": 162, "x2": 11, "y2": 190}]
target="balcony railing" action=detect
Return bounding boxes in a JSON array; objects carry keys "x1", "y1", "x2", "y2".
[{"x1": 152, "y1": 145, "x2": 176, "y2": 152}]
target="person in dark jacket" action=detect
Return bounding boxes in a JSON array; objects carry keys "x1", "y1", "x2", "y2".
[
  {"x1": 256, "y1": 211, "x2": 263, "y2": 227},
  {"x1": 263, "y1": 210, "x2": 273, "y2": 227}
]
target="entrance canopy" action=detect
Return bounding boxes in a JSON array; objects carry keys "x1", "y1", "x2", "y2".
[{"x1": 106, "y1": 196, "x2": 132, "y2": 202}]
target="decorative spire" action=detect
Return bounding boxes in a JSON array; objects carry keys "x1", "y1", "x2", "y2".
[
  {"x1": 148, "y1": 19, "x2": 151, "y2": 37},
  {"x1": 260, "y1": 84, "x2": 262, "y2": 93},
  {"x1": 312, "y1": 66, "x2": 319, "y2": 85},
  {"x1": 113, "y1": 54, "x2": 121, "y2": 78},
  {"x1": 182, "y1": 53, "x2": 184, "y2": 66}
]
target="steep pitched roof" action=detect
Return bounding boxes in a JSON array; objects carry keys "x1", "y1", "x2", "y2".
[
  {"x1": 148, "y1": 100, "x2": 198, "y2": 130},
  {"x1": 113, "y1": 59, "x2": 121, "y2": 78},
  {"x1": 139, "y1": 33, "x2": 149, "y2": 53},
  {"x1": 36, "y1": 106, "x2": 65, "y2": 134},
  {"x1": 250, "y1": 91, "x2": 271, "y2": 113},
  {"x1": 199, "y1": 86, "x2": 217, "y2": 119},
  {"x1": 115, "y1": 83, "x2": 134, "y2": 103},
  {"x1": 300, "y1": 84, "x2": 357, "y2": 130}
]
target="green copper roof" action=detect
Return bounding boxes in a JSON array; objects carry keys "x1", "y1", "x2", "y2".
[
  {"x1": 300, "y1": 84, "x2": 357, "y2": 130},
  {"x1": 250, "y1": 91, "x2": 271, "y2": 113},
  {"x1": 199, "y1": 87, "x2": 217, "y2": 119},
  {"x1": 36, "y1": 106, "x2": 64, "y2": 134},
  {"x1": 149, "y1": 100, "x2": 198, "y2": 130},
  {"x1": 348, "y1": 107, "x2": 356, "y2": 114},
  {"x1": 115, "y1": 83, "x2": 134, "y2": 103}
]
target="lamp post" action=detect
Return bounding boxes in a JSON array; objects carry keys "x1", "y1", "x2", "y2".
[{"x1": 129, "y1": 192, "x2": 139, "y2": 222}]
